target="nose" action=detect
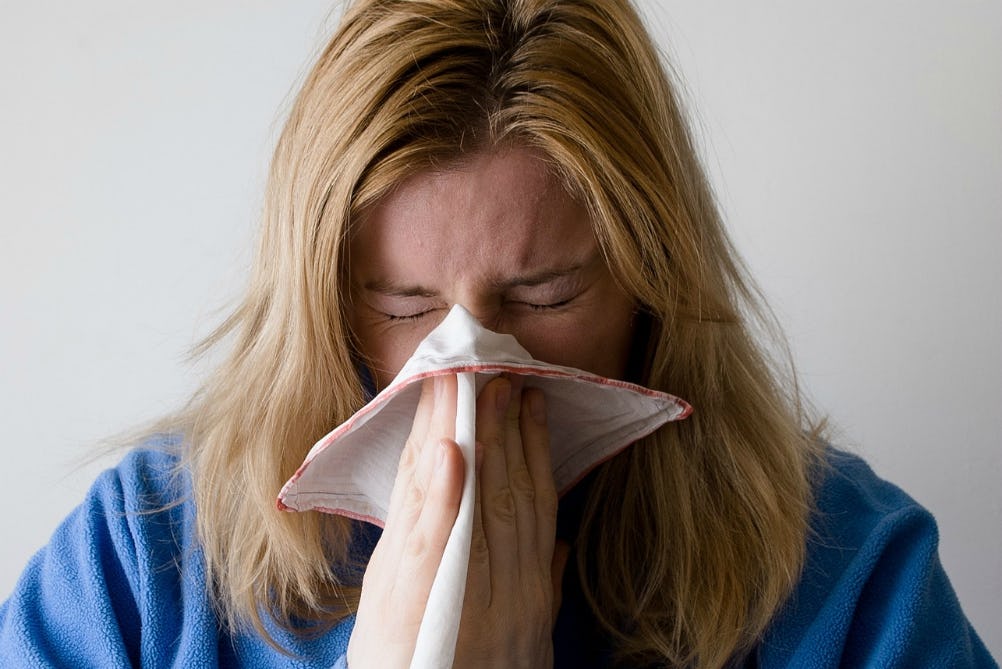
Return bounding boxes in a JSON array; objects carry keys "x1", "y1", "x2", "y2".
[
  {"x1": 462, "y1": 305, "x2": 502, "y2": 333},
  {"x1": 451, "y1": 298, "x2": 503, "y2": 334}
]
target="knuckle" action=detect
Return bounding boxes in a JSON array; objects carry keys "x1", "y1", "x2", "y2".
[
  {"x1": 489, "y1": 487, "x2": 517, "y2": 522},
  {"x1": 509, "y1": 466, "x2": 535, "y2": 501},
  {"x1": 402, "y1": 530, "x2": 429, "y2": 561},
  {"x1": 403, "y1": 481, "x2": 425, "y2": 511}
]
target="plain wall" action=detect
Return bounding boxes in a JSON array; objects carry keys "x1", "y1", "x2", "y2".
[{"x1": 1, "y1": 0, "x2": 999, "y2": 658}]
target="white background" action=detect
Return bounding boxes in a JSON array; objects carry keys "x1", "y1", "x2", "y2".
[{"x1": 1, "y1": 0, "x2": 999, "y2": 658}]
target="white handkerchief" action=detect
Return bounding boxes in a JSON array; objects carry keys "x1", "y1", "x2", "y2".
[
  {"x1": 278, "y1": 304, "x2": 691, "y2": 519},
  {"x1": 277, "y1": 304, "x2": 691, "y2": 669}
]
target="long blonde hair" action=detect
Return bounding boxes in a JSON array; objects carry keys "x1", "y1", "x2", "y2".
[{"x1": 172, "y1": 0, "x2": 822, "y2": 666}]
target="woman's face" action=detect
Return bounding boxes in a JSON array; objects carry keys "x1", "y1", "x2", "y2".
[{"x1": 348, "y1": 147, "x2": 637, "y2": 390}]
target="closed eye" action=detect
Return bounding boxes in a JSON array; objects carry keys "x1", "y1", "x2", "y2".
[
  {"x1": 383, "y1": 309, "x2": 435, "y2": 322},
  {"x1": 514, "y1": 297, "x2": 575, "y2": 311}
]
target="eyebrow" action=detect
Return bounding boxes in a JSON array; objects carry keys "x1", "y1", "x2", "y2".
[{"x1": 361, "y1": 257, "x2": 596, "y2": 297}]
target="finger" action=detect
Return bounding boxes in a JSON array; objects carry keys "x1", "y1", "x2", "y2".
[
  {"x1": 504, "y1": 377, "x2": 541, "y2": 569},
  {"x1": 383, "y1": 378, "x2": 436, "y2": 531},
  {"x1": 467, "y1": 377, "x2": 510, "y2": 607},
  {"x1": 393, "y1": 438, "x2": 465, "y2": 610},
  {"x1": 477, "y1": 376, "x2": 520, "y2": 600},
  {"x1": 413, "y1": 374, "x2": 457, "y2": 490},
  {"x1": 408, "y1": 376, "x2": 437, "y2": 447},
  {"x1": 381, "y1": 375, "x2": 456, "y2": 576},
  {"x1": 521, "y1": 387, "x2": 557, "y2": 571}
]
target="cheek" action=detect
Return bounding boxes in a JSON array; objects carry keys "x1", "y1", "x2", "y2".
[
  {"x1": 351, "y1": 314, "x2": 438, "y2": 390},
  {"x1": 512, "y1": 279, "x2": 636, "y2": 378},
  {"x1": 509, "y1": 312, "x2": 635, "y2": 379}
]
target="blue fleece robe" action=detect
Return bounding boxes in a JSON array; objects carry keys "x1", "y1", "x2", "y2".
[{"x1": 0, "y1": 443, "x2": 995, "y2": 667}]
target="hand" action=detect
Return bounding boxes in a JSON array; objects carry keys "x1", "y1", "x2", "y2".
[
  {"x1": 346, "y1": 374, "x2": 568, "y2": 668},
  {"x1": 454, "y1": 375, "x2": 565, "y2": 668},
  {"x1": 347, "y1": 374, "x2": 465, "y2": 668}
]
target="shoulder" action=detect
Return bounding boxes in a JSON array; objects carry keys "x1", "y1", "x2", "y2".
[
  {"x1": 756, "y1": 447, "x2": 997, "y2": 668},
  {"x1": 2, "y1": 437, "x2": 359, "y2": 667},
  {"x1": 77, "y1": 437, "x2": 193, "y2": 559},
  {"x1": 812, "y1": 448, "x2": 934, "y2": 551},
  {"x1": 30, "y1": 436, "x2": 193, "y2": 580},
  {"x1": 0, "y1": 437, "x2": 211, "y2": 667},
  {"x1": 87, "y1": 436, "x2": 186, "y2": 502},
  {"x1": 104, "y1": 436, "x2": 188, "y2": 509}
]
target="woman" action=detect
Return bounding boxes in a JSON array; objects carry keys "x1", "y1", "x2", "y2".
[{"x1": 0, "y1": 0, "x2": 994, "y2": 667}]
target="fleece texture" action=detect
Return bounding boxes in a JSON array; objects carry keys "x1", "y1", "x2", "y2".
[{"x1": 1, "y1": 444, "x2": 995, "y2": 667}]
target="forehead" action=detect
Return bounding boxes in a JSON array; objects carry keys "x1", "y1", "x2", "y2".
[{"x1": 350, "y1": 149, "x2": 597, "y2": 280}]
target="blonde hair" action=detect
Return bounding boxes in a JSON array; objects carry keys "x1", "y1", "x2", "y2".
[{"x1": 171, "y1": 0, "x2": 822, "y2": 666}]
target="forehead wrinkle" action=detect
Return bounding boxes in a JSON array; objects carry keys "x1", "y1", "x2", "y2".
[
  {"x1": 354, "y1": 148, "x2": 596, "y2": 296},
  {"x1": 441, "y1": 151, "x2": 565, "y2": 262}
]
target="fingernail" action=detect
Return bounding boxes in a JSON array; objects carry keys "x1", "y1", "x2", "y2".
[
  {"x1": 495, "y1": 378, "x2": 511, "y2": 414},
  {"x1": 529, "y1": 389, "x2": 546, "y2": 424}
]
